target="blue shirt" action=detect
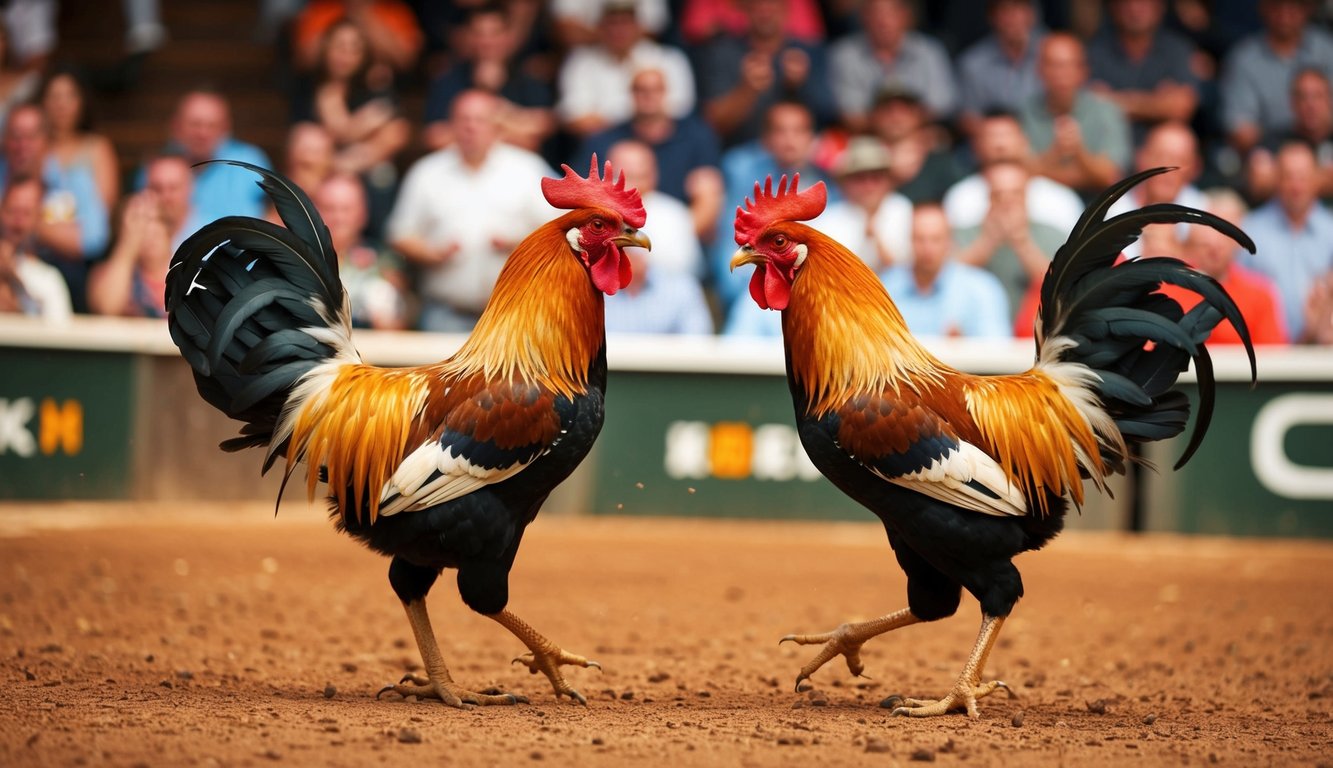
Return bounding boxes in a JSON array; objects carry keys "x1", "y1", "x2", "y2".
[
  {"x1": 722, "y1": 294, "x2": 784, "y2": 338},
  {"x1": 577, "y1": 115, "x2": 721, "y2": 203},
  {"x1": 695, "y1": 35, "x2": 833, "y2": 144},
  {"x1": 141, "y1": 137, "x2": 272, "y2": 223},
  {"x1": 880, "y1": 261, "x2": 1012, "y2": 339},
  {"x1": 1220, "y1": 26, "x2": 1333, "y2": 135},
  {"x1": 1240, "y1": 200, "x2": 1333, "y2": 340},
  {"x1": 957, "y1": 32, "x2": 1044, "y2": 120},
  {"x1": 604, "y1": 269, "x2": 714, "y2": 335}
]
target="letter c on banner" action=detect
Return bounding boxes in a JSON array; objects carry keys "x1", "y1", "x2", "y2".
[{"x1": 1250, "y1": 394, "x2": 1333, "y2": 501}]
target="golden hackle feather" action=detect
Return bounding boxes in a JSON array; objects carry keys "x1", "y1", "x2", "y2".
[
  {"x1": 786, "y1": 227, "x2": 1106, "y2": 515},
  {"x1": 279, "y1": 215, "x2": 604, "y2": 524}
]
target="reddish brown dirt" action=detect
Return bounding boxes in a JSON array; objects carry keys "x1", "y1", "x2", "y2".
[{"x1": 1, "y1": 502, "x2": 1330, "y2": 767}]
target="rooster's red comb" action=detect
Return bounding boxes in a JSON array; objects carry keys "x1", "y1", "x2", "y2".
[
  {"x1": 734, "y1": 174, "x2": 827, "y2": 246},
  {"x1": 541, "y1": 153, "x2": 646, "y2": 228}
]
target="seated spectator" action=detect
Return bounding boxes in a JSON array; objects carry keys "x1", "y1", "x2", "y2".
[
  {"x1": 291, "y1": 18, "x2": 409, "y2": 238},
  {"x1": 680, "y1": 0, "x2": 825, "y2": 47},
  {"x1": 386, "y1": 90, "x2": 553, "y2": 333},
  {"x1": 1161, "y1": 189, "x2": 1288, "y2": 345},
  {"x1": 867, "y1": 84, "x2": 962, "y2": 204},
  {"x1": 953, "y1": 159, "x2": 1065, "y2": 315},
  {"x1": 314, "y1": 173, "x2": 410, "y2": 330},
  {"x1": 606, "y1": 139, "x2": 703, "y2": 277},
  {"x1": 551, "y1": 0, "x2": 668, "y2": 50},
  {"x1": 0, "y1": 103, "x2": 108, "y2": 314},
  {"x1": 1240, "y1": 140, "x2": 1333, "y2": 342},
  {"x1": 421, "y1": 4, "x2": 554, "y2": 155},
  {"x1": 722, "y1": 290, "x2": 783, "y2": 337},
  {"x1": 155, "y1": 89, "x2": 272, "y2": 222},
  {"x1": 942, "y1": 109, "x2": 1084, "y2": 234},
  {"x1": 1087, "y1": 0, "x2": 1201, "y2": 146},
  {"x1": 0, "y1": 176, "x2": 70, "y2": 321},
  {"x1": 1304, "y1": 271, "x2": 1333, "y2": 344},
  {"x1": 38, "y1": 67, "x2": 118, "y2": 212},
  {"x1": 828, "y1": 0, "x2": 956, "y2": 132},
  {"x1": 1107, "y1": 121, "x2": 1208, "y2": 258},
  {"x1": 956, "y1": 0, "x2": 1045, "y2": 140},
  {"x1": 291, "y1": 0, "x2": 422, "y2": 89},
  {"x1": 1220, "y1": 0, "x2": 1333, "y2": 157},
  {"x1": 282, "y1": 122, "x2": 336, "y2": 198},
  {"x1": 577, "y1": 67, "x2": 723, "y2": 242},
  {"x1": 813, "y1": 136, "x2": 913, "y2": 270},
  {"x1": 1022, "y1": 33, "x2": 1132, "y2": 198},
  {"x1": 711, "y1": 100, "x2": 837, "y2": 308},
  {"x1": 695, "y1": 0, "x2": 833, "y2": 148},
  {"x1": 1247, "y1": 67, "x2": 1333, "y2": 203},
  {"x1": 604, "y1": 245, "x2": 714, "y2": 335},
  {"x1": 88, "y1": 155, "x2": 201, "y2": 317},
  {"x1": 0, "y1": 23, "x2": 38, "y2": 130},
  {"x1": 881, "y1": 203, "x2": 1011, "y2": 339},
  {"x1": 555, "y1": 1, "x2": 695, "y2": 139}
]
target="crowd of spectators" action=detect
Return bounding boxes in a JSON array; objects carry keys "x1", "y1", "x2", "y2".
[{"x1": 1, "y1": 0, "x2": 1332, "y2": 346}]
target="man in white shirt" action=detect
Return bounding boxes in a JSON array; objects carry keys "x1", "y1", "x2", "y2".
[
  {"x1": 387, "y1": 90, "x2": 554, "y2": 332},
  {"x1": 814, "y1": 136, "x2": 913, "y2": 269},
  {"x1": 0, "y1": 176, "x2": 71, "y2": 322},
  {"x1": 606, "y1": 139, "x2": 702, "y2": 277}
]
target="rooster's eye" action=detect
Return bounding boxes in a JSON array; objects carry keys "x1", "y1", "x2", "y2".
[
  {"x1": 591, "y1": 219, "x2": 605, "y2": 231},
  {"x1": 774, "y1": 235, "x2": 787, "y2": 248}
]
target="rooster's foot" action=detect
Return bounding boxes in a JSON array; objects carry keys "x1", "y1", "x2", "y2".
[
  {"x1": 375, "y1": 674, "x2": 528, "y2": 708},
  {"x1": 512, "y1": 648, "x2": 601, "y2": 705},
  {"x1": 885, "y1": 679, "x2": 1014, "y2": 718},
  {"x1": 779, "y1": 608, "x2": 919, "y2": 690}
]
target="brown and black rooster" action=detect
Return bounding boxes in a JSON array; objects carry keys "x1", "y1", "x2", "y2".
[
  {"x1": 166, "y1": 157, "x2": 648, "y2": 707},
  {"x1": 729, "y1": 169, "x2": 1256, "y2": 717}
]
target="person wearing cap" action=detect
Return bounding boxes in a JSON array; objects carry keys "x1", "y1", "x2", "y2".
[
  {"x1": 828, "y1": 0, "x2": 956, "y2": 132},
  {"x1": 813, "y1": 135, "x2": 913, "y2": 271},
  {"x1": 955, "y1": 0, "x2": 1045, "y2": 140},
  {"x1": 868, "y1": 84, "x2": 963, "y2": 204}
]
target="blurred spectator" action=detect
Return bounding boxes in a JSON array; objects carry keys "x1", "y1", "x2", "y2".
[
  {"x1": 124, "y1": 0, "x2": 166, "y2": 55},
  {"x1": 577, "y1": 67, "x2": 723, "y2": 241},
  {"x1": 1219, "y1": 0, "x2": 1333, "y2": 157},
  {"x1": 552, "y1": 0, "x2": 669, "y2": 50},
  {"x1": 953, "y1": 159, "x2": 1064, "y2": 315},
  {"x1": 813, "y1": 136, "x2": 913, "y2": 270},
  {"x1": 0, "y1": 176, "x2": 70, "y2": 321},
  {"x1": 1022, "y1": 33, "x2": 1132, "y2": 198},
  {"x1": 1240, "y1": 140, "x2": 1333, "y2": 341},
  {"x1": 421, "y1": 3, "x2": 555, "y2": 155},
  {"x1": 606, "y1": 139, "x2": 703, "y2": 277},
  {"x1": 156, "y1": 89, "x2": 272, "y2": 222},
  {"x1": 868, "y1": 84, "x2": 962, "y2": 204},
  {"x1": 828, "y1": 0, "x2": 956, "y2": 131},
  {"x1": 942, "y1": 110, "x2": 1084, "y2": 233},
  {"x1": 955, "y1": 0, "x2": 1045, "y2": 140},
  {"x1": 0, "y1": 103, "x2": 109, "y2": 314},
  {"x1": 1086, "y1": 0, "x2": 1201, "y2": 145},
  {"x1": 1161, "y1": 188, "x2": 1288, "y2": 345},
  {"x1": 142, "y1": 153, "x2": 203, "y2": 250},
  {"x1": 290, "y1": 18, "x2": 409, "y2": 238},
  {"x1": 1246, "y1": 67, "x2": 1333, "y2": 202},
  {"x1": 283, "y1": 122, "x2": 336, "y2": 197},
  {"x1": 386, "y1": 90, "x2": 553, "y2": 333},
  {"x1": 1304, "y1": 272, "x2": 1333, "y2": 343},
  {"x1": 555, "y1": 1, "x2": 695, "y2": 139},
  {"x1": 881, "y1": 203, "x2": 1011, "y2": 339},
  {"x1": 315, "y1": 173, "x2": 410, "y2": 330},
  {"x1": 0, "y1": 23, "x2": 38, "y2": 130},
  {"x1": 4, "y1": 0, "x2": 56, "y2": 74},
  {"x1": 604, "y1": 242, "x2": 715, "y2": 335},
  {"x1": 711, "y1": 100, "x2": 836, "y2": 308},
  {"x1": 39, "y1": 68, "x2": 120, "y2": 212},
  {"x1": 694, "y1": 0, "x2": 833, "y2": 147},
  {"x1": 722, "y1": 288, "x2": 783, "y2": 336},
  {"x1": 679, "y1": 0, "x2": 825, "y2": 46},
  {"x1": 1107, "y1": 121, "x2": 1208, "y2": 258},
  {"x1": 292, "y1": 0, "x2": 422, "y2": 89}
]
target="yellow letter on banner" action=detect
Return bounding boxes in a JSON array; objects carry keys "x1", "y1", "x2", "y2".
[
  {"x1": 39, "y1": 398, "x2": 83, "y2": 456},
  {"x1": 708, "y1": 422, "x2": 753, "y2": 479}
]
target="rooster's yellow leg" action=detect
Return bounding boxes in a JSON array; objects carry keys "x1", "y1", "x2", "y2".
[
  {"x1": 377, "y1": 599, "x2": 528, "y2": 707},
  {"x1": 780, "y1": 607, "x2": 921, "y2": 689},
  {"x1": 489, "y1": 609, "x2": 600, "y2": 705},
  {"x1": 889, "y1": 614, "x2": 1015, "y2": 718}
]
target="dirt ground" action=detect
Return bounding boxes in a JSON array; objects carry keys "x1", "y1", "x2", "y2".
[{"x1": 0, "y1": 502, "x2": 1330, "y2": 768}]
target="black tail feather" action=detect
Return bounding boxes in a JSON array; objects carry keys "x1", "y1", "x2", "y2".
[
  {"x1": 165, "y1": 162, "x2": 352, "y2": 462},
  {"x1": 1038, "y1": 167, "x2": 1257, "y2": 470}
]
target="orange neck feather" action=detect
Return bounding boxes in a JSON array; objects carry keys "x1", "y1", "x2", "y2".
[
  {"x1": 783, "y1": 227, "x2": 944, "y2": 415},
  {"x1": 445, "y1": 214, "x2": 605, "y2": 397}
]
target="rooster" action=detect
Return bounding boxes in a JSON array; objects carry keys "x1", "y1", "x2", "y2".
[
  {"x1": 729, "y1": 169, "x2": 1255, "y2": 717},
  {"x1": 165, "y1": 156, "x2": 649, "y2": 707}
]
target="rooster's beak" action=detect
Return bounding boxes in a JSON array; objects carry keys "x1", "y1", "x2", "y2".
[
  {"x1": 730, "y1": 246, "x2": 763, "y2": 272},
  {"x1": 613, "y1": 228, "x2": 652, "y2": 251}
]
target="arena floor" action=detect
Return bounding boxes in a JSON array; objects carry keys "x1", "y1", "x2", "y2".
[{"x1": 1, "y1": 502, "x2": 1330, "y2": 767}]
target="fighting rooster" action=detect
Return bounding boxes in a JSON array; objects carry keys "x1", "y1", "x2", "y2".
[
  {"x1": 729, "y1": 169, "x2": 1255, "y2": 717},
  {"x1": 165, "y1": 157, "x2": 648, "y2": 707}
]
